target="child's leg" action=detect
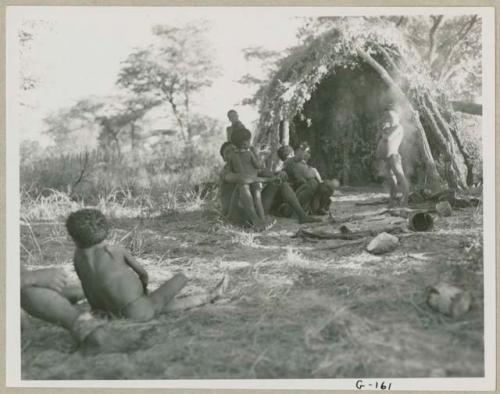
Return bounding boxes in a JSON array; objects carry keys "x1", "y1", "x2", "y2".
[
  {"x1": 163, "y1": 275, "x2": 228, "y2": 312},
  {"x1": 230, "y1": 185, "x2": 263, "y2": 226},
  {"x1": 148, "y1": 273, "x2": 188, "y2": 315},
  {"x1": 251, "y1": 183, "x2": 266, "y2": 221},
  {"x1": 120, "y1": 274, "x2": 188, "y2": 321}
]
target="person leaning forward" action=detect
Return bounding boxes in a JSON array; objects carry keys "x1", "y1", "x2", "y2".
[{"x1": 219, "y1": 142, "x2": 320, "y2": 229}]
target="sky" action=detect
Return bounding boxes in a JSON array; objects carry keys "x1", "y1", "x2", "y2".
[{"x1": 9, "y1": 7, "x2": 304, "y2": 145}]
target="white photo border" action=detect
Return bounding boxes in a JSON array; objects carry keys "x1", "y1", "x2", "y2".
[{"x1": 5, "y1": 5, "x2": 496, "y2": 390}]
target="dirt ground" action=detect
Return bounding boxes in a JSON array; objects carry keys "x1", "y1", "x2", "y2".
[{"x1": 20, "y1": 187, "x2": 484, "y2": 380}]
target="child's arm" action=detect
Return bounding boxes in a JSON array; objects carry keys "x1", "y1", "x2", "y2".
[
  {"x1": 311, "y1": 167, "x2": 323, "y2": 183},
  {"x1": 123, "y1": 250, "x2": 149, "y2": 292},
  {"x1": 250, "y1": 148, "x2": 263, "y2": 170}
]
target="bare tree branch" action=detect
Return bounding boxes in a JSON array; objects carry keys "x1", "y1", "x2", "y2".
[
  {"x1": 427, "y1": 15, "x2": 443, "y2": 63},
  {"x1": 395, "y1": 16, "x2": 406, "y2": 27},
  {"x1": 71, "y1": 150, "x2": 90, "y2": 194},
  {"x1": 435, "y1": 15, "x2": 478, "y2": 79}
]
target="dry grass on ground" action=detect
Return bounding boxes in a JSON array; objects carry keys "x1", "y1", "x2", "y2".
[{"x1": 20, "y1": 187, "x2": 484, "y2": 379}]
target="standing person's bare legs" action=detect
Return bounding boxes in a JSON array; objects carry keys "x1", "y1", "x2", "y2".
[
  {"x1": 389, "y1": 155, "x2": 409, "y2": 207},
  {"x1": 385, "y1": 160, "x2": 399, "y2": 207}
]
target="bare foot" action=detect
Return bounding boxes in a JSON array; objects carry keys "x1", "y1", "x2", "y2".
[
  {"x1": 254, "y1": 217, "x2": 276, "y2": 231},
  {"x1": 299, "y1": 215, "x2": 322, "y2": 224},
  {"x1": 163, "y1": 274, "x2": 230, "y2": 312}
]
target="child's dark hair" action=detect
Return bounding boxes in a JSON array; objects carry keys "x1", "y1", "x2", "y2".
[
  {"x1": 219, "y1": 141, "x2": 233, "y2": 158},
  {"x1": 66, "y1": 209, "x2": 109, "y2": 248},
  {"x1": 230, "y1": 127, "x2": 252, "y2": 148},
  {"x1": 277, "y1": 145, "x2": 294, "y2": 161}
]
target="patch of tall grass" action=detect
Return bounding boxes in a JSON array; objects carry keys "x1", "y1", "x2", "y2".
[{"x1": 21, "y1": 139, "x2": 224, "y2": 222}]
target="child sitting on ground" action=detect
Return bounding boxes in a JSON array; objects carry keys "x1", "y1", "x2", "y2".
[
  {"x1": 229, "y1": 127, "x2": 268, "y2": 223},
  {"x1": 277, "y1": 143, "x2": 335, "y2": 215},
  {"x1": 66, "y1": 209, "x2": 225, "y2": 322}
]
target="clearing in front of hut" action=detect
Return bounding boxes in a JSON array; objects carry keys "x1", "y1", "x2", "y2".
[{"x1": 20, "y1": 187, "x2": 484, "y2": 379}]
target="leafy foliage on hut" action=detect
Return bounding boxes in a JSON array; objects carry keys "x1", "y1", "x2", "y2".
[{"x1": 253, "y1": 16, "x2": 482, "y2": 190}]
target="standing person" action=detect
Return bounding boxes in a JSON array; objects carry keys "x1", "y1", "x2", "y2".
[
  {"x1": 226, "y1": 109, "x2": 247, "y2": 142},
  {"x1": 375, "y1": 106, "x2": 409, "y2": 207}
]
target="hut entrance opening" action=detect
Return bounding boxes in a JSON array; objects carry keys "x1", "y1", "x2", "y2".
[{"x1": 291, "y1": 64, "x2": 412, "y2": 186}]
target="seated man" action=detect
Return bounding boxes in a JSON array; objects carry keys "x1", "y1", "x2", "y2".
[
  {"x1": 278, "y1": 143, "x2": 335, "y2": 215},
  {"x1": 219, "y1": 142, "x2": 319, "y2": 229}
]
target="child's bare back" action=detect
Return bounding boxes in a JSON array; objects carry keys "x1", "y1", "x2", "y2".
[
  {"x1": 229, "y1": 149, "x2": 260, "y2": 177},
  {"x1": 74, "y1": 244, "x2": 147, "y2": 318}
]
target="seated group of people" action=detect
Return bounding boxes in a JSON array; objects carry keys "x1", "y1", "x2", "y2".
[
  {"x1": 219, "y1": 109, "x2": 337, "y2": 230},
  {"x1": 20, "y1": 106, "x2": 409, "y2": 351},
  {"x1": 20, "y1": 111, "x2": 335, "y2": 352}
]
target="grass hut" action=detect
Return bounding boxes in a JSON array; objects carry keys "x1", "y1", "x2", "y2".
[{"x1": 254, "y1": 18, "x2": 475, "y2": 190}]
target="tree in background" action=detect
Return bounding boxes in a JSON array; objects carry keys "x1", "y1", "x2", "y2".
[
  {"x1": 117, "y1": 22, "x2": 220, "y2": 141},
  {"x1": 18, "y1": 19, "x2": 54, "y2": 108},
  {"x1": 43, "y1": 95, "x2": 161, "y2": 157}
]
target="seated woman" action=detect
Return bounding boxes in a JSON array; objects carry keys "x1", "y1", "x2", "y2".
[
  {"x1": 277, "y1": 143, "x2": 336, "y2": 215},
  {"x1": 219, "y1": 142, "x2": 319, "y2": 229}
]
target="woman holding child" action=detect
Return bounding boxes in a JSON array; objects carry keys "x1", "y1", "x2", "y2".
[{"x1": 277, "y1": 142, "x2": 336, "y2": 216}]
